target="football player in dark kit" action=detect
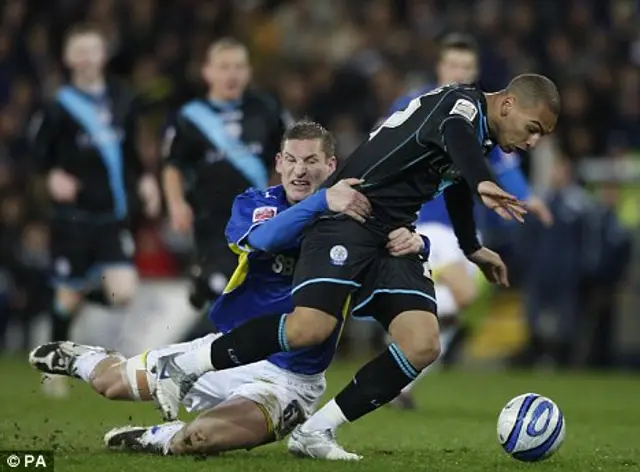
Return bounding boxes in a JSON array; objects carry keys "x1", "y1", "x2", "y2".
[
  {"x1": 156, "y1": 74, "x2": 560, "y2": 460},
  {"x1": 162, "y1": 37, "x2": 288, "y2": 326},
  {"x1": 29, "y1": 24, "x2": 160, "y2": 397}
]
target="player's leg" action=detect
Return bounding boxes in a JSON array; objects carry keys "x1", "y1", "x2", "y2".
[
  {"x1": 105, "y1": 397, "x2": 272, "y2": 455},
  {"x1": 48, "y1": 220, "x2": 90, "y2": 344},
  {"x1": 94, "y1": 222, "x2": 138, "y2": 304},
  {"x1": 392, "y1": 224, "x2": 480, "y2": 408},
  {"x1": 290, "y1": 257, "x2": 439, "y2": 460},
  {"x1": 42, "y1": 220, "x2": 91, "y2": 397},
  {"x1": 393, "y1": 264, "x2": 477, "y2": 407},
  {"x1": 30, "y1": 334, "x2": 220, "y2": 403},
  {"x1": 106, "y1": 361, "x2": 324, "y2": 455},
  {"x1": 154, "y1": 218, "x2": 374, "y2": 420}
]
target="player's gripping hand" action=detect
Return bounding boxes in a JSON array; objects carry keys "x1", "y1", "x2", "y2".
[
  {"x1": 48, "y1": 168, "x2": 80, "y2": 203},
  {"x1": 478, "y1": 181, "x2": 527, "y2": 223},
  {"x1": 468, "y1": 247, "x2": 509, "y2": 287},
  {"x1": 168, "y1": 199, "x2": 194, "y2": 234},
  {"x1": 326, "y1": 178, "x2": 371, "y2": 223},
  {"x1": 386, "y1": 228, "x2": 424, "y2": 256}
]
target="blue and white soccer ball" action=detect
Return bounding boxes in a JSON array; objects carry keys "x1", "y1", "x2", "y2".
[{"x1": 497, "y1": 393, "x2": 566, "y2": 462}]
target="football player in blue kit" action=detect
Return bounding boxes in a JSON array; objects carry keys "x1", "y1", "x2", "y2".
[{"x1": 28, "y1": 121, "x2": 428, "y2": 457}]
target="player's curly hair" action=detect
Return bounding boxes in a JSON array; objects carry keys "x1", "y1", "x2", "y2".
[
  {"x1": 507, "y1": 74, "x2": 561, "y2": 116},
  {"x1": 281, "y1": 120, "x2": 336, "y2": 158}
]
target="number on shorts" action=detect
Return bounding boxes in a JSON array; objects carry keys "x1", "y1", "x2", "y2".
[{"x1": 281, "y1": 399, "x2": 303, "y2": 436}]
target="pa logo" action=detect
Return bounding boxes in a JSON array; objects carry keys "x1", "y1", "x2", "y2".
[{"x1": 329, "y1": 245, "x2": 348, "y2": 266}]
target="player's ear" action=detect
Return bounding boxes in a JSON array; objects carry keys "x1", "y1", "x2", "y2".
[
  {"x1": 275, "y1": 152, "x2": 283, "y2": 174},
  {"x1": 327, "y1": 156, "x2": 337, "y2": 173},
  {"x1": 501, "y1": 95, "x2": 515, "y2": 117}
]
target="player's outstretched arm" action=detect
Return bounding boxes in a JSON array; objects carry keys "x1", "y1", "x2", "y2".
[
  {"x1": 228, "y1": 180, "x2": 370, "y2": 254},
  {"x1": 243, "y1": 191, "x2": 329, "y2": 252},
  {"x1": 441, "y1": 118, "x2": 526, "y2": 222}
]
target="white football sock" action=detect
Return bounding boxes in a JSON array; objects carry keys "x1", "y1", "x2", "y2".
[
  {"x1": 173, "y1": 344, "x2": 214, "y2": 377},
  {"x1": 141, "y1": 421, "x2": 185, "y2": 455},
  {"x1": 75, "y1": 352, "x2": 112, "y2": 382},
  {"x1": 300, "y1": 399, "x2": 348, "y2": 433}
]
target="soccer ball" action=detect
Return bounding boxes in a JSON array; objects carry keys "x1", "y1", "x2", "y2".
[{"x1": 497, "y1": 393, "x2": 566, "y2": 462}]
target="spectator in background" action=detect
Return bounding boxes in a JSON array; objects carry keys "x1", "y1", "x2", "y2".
[{"x1": 515, "y1": 157, "x2": 632, "y2": 368}]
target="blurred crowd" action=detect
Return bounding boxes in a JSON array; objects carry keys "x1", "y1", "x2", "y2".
[{"x1": 0, "y1": 0, "x2": 638, "y2": 361}]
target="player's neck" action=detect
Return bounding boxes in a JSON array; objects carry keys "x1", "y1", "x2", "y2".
[
  {"x1": 71, "y1": 75, "x2": 106, "y2": 95},
  {"x1": 483, "y1": 92, "x2": 505, "y2": 138}
]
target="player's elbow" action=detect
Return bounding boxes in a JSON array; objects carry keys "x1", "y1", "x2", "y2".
[{"x1": 245, "y1": 232, "x2": 275, "y2": 253}]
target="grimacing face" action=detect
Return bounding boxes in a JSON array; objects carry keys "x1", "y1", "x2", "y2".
[
  {"x1": 437, "y1": 49, "x2": 479, "y2": 85},
  {"x1": 64, "y1": 33, "x2": 106, "y2": 79},
  {"x1": 275, "y1": 138, "x2": 337, "y2": 204},
  {"x1": 496, "y1": 96, "x2": 557, "y2": 153},
  {"x1": 203, "y1": 46, "x2": 251, "y2": 100}
]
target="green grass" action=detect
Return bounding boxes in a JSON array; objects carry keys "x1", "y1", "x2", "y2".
[{"x1": 0, "y1": 356, "x2": 638, "y2": 472}]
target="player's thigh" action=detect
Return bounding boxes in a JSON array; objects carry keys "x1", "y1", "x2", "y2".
[
  {"x1": 352, "y1": 256, "x2": 440, "y2": 366},
  {"x1": 229, "y1": 363, "x2": 325, "y2": 439},
  {"x1": 292, "y1": 217, "x2": 379, "y2": 318},
  {"x1": 352, "y1": 255, "x2": 438, "y2": 326},
  {"x1": 50, "y1": 219, "x2": 92, "y2": 297},
  {"x1": 92, "y1": 222, "x2": 137, "y2": 304}
]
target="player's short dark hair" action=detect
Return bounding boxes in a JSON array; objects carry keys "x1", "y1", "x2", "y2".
[
  {"x1": 507, "y1": 74, "x2": 561, "y2": 116},
  {"x1": 438, "y1": 33, "x2": 479, "y2": 58},
  {"x1": 64, "y1": 23, "x2": 105, "y2": 47},
  {"x1": 282, "y1": 121, "x2": 336, "y2": 158},
  {"x1": 208, "y1": 37, "x2": 248, "y2": 57}
]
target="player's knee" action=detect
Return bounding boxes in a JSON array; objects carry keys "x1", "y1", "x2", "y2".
[
  {"x1": 107, "y1": 285, "x2": 136, "y2": 307},
  {"x1": 391, "y1": 311, "x2": 441, "y2": 369},
  {"x1": 102, "y1": 268, "x2": 138, "y2": 307},
  {"x1": 409, "y1": 330, "x2": 441, "y2": 369},
  {"x1": 285, "y1": 307, "x2": 338, "y2": 349}
]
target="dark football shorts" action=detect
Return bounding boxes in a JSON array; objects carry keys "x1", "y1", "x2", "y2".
[
  {"x1": 189, "y1": 218, "x2": 239, "y2": 310},
  {"x1": 292, "y1": 217, "x2": 437, "y2": 330},
  {"x1": 50, "y1": 218, "x2": 135, "y2": 290}
]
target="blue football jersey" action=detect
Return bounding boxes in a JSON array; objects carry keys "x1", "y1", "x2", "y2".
[
  {"x1": 389, "y1": 84, "x2": 530, "y2": 228},
  {"x1": 208, "y1": 185, "x2": 344, "y2": 375}
]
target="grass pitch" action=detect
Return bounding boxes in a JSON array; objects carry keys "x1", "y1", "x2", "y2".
[{"x1": 0, "y1": 356, "x2": 638, "y2": 472}]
